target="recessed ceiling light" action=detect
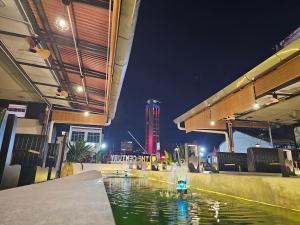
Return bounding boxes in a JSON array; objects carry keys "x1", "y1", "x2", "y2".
[
  {"x1": 55, "y1": 17, "x2": 69, "y2": 32},
  {"x1": 253, "y1": 103, "x2": 260, "y2": 110},
  {"x1": 76, "y1": 86, "x2": 83, "y2": 93},
  {"x1": 84, "y1": 111, "x2": 90, "y2": 117}
]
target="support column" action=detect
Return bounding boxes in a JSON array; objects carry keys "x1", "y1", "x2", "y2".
[
  {"x1": 47, "y1": 121, "x2": 55, "y2": 143},
  {"x1": 42, "y1": 106, "x2": 52, "y2": 135},
  {"x1": 227, "y1": 121, "x2": 234, "y2": 152},
  {"x1": 0, "y1": 114, "x2": 17, "y2": 182},
  {"x1": 269, "y1": 124, "x2": 274, "y2": 147},
  {"x1": 55, "y1": 133, "x2": 68, "y2": 178}
]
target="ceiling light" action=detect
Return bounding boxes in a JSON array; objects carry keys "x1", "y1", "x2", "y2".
[
  {"x1": 76, "y1": 86, "x2": 83, "y2": 93},
  {"x1": 210, "y1": 120, "x2": 216, "y2": 126},
  {"x1": 55, "y1": 17, "x2": 69, "y2": 32},
  {"x1": 253, "y1": 103, "x2": 260, "y2": 110},
  {"x1": 84, "y1": 111, "x2": 90, "y2": 117}
]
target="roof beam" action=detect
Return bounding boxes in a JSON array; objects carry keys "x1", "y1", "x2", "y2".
[
  {"x1": 72, "y1": 0, "x2": 110, "y2": 9},
  {"x1": 57, "y1": 62, "x2": 106, "y2": 79},
  {"x1": 0, "y1": 30, "x2": 28, "y2": 38},
  {"x1": 40, "y1": 32, "x2": 107, "y2": 56},
  {"x1": 44, "y1": 96, "x2": 104, "y2": 106},
  {"x1": 254, "y1": 54, "x2": 300, "y2": 97},
  {"x1": 231, "y1": 120, "x2": 270, "y2": 129},
  {"x1": 17, "y1": 61, "x2": 106, "y2": 79},
  {"x1": 21, "y1": 0, "x2": 77, "y2": 102},
  {"x1": 0, "y1": 30, "x2": 107, "y2": 56},
  {"x1": 34, "y1": 81, "x2": 106, "y2": 96}
]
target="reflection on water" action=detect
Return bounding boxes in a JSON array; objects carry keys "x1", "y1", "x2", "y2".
[{"x1": 104, "y1": 177, "x2": 300, "y2": 225}]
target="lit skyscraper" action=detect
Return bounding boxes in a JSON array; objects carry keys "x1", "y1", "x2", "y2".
[{"x1": 145, "y1": 99, "x2": 160, "y2": 154}]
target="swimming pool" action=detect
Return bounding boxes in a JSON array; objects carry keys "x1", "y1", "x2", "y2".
[{"x1": 104, "y1": 177, "x2": 300, "y2": 225}]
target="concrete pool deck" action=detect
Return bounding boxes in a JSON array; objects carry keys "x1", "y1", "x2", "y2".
[{"x1": 0, "y1": 171, "x2": 115, "y2": 225}]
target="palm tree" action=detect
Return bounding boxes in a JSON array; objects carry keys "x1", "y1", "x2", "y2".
[{"x1": 66, "y1": 140, "x2": 93, "y2": 163}]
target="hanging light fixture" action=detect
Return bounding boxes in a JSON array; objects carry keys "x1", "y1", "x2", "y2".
[
  {"x1": 55, "y1": 17, "x2": 69, "y2": 32},
  {"x1": 76, "y1": 85, "x2": 83, "y2": 93}
]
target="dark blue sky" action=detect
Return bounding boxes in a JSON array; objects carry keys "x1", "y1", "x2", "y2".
[{"x1": 104, "y1": 0, "x2": 300, "y2": 152}]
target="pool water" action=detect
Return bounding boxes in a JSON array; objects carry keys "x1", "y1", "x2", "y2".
[{"x1": 104, "y1": 177, "x2": 300, "y2": 225}]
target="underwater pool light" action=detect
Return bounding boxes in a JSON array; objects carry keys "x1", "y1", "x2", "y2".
[{"x1": 177, "y1": 180, "x2": 187, "y2": 194}]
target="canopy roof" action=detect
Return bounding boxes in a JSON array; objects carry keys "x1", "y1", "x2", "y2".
[
  {"x1": 174, "y1": 31, "x2": 300, "y2": 132},
  {"x1": 0, "y1": 0, "x2": 140, "y2": 126}
]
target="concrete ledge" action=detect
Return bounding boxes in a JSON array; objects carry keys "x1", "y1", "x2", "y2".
[
  {"x1": 134, "y1": 170, "x2": 300, "y2": 211},
  {"x1": 0, "y1": 171, "x2": 115, "y2": 225},
  {"x1": 71, "y1": 163, "x2": 127, "y2": 175}
]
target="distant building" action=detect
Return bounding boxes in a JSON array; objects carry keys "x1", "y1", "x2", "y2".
[
  {"x1": 145, "y1": 99, "x2": 160, "y2": 154},
  {"x1": 121, "y1": 141, "x2": 133, "y2": 154},
  {"x1": 69, "y1": 126, "x2": 103, "y2": 153}
]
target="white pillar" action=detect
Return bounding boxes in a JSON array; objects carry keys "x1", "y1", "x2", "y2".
[{"x1": 47, "y1": 121, "x2": 55, "y2": 143}]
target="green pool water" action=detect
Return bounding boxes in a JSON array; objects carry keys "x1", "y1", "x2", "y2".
[{"x1": 104, "y1": 177, "x2": 300, "y2": 225}]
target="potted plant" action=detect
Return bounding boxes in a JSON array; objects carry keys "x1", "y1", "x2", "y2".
[{"x1": 61, "y1": 140, "x2": 93, "y2": 177}]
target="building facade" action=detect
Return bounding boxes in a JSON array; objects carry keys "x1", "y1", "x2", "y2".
[
  {"x1": 69, "y1": 126, "x2": 103, "y2": 153},
  {"x1": 121, "y1": 141, "x2": 133, "y2": 154},
  {"x1": 145, "y1": 99, "x2": 160, "y2": 154}
]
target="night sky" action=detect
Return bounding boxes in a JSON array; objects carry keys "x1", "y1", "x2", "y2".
[{"x1": 104, "y1": 0, "x2": 300, "y2": 152}]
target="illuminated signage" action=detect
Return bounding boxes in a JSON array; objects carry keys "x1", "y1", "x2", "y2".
[{"x1": 110, "y1": 155, "x2": 151, "y2": 163}]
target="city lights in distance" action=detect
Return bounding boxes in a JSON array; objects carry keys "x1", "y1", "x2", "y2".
[{"x1": 83, "y1": 111, "x2": 90, "y2": 117}]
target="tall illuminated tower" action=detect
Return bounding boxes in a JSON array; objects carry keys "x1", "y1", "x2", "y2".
[{"x1": 145, "y1": 99, "x2": 160, "y2": 154}]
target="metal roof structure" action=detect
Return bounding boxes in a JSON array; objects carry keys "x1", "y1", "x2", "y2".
[
  {"x1": 0, "y1": 0, "x2": 140, "y2": 126},
  {"x1": 174, "y1": 29, "x2": 300, "y2": 133}
]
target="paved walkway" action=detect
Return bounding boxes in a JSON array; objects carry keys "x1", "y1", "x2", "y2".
[{"x1": 0, "y1": 171, "x2": 115, "y2": 225}]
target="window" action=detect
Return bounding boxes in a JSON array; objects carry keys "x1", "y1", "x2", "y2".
[
  {"x1": 7, "y1": 104, "x2": 27, "y2": 118},
  {"x1": 71, "y1": 131, "x2": 85, "y2": 142},
  {"x1": 87, "y1": 132, "x2": 100, "y2": 143}
]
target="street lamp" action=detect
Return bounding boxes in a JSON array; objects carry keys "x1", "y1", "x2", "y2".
[{"x1": 101, "y1": 143, "x2": 107, "y2": 150}]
